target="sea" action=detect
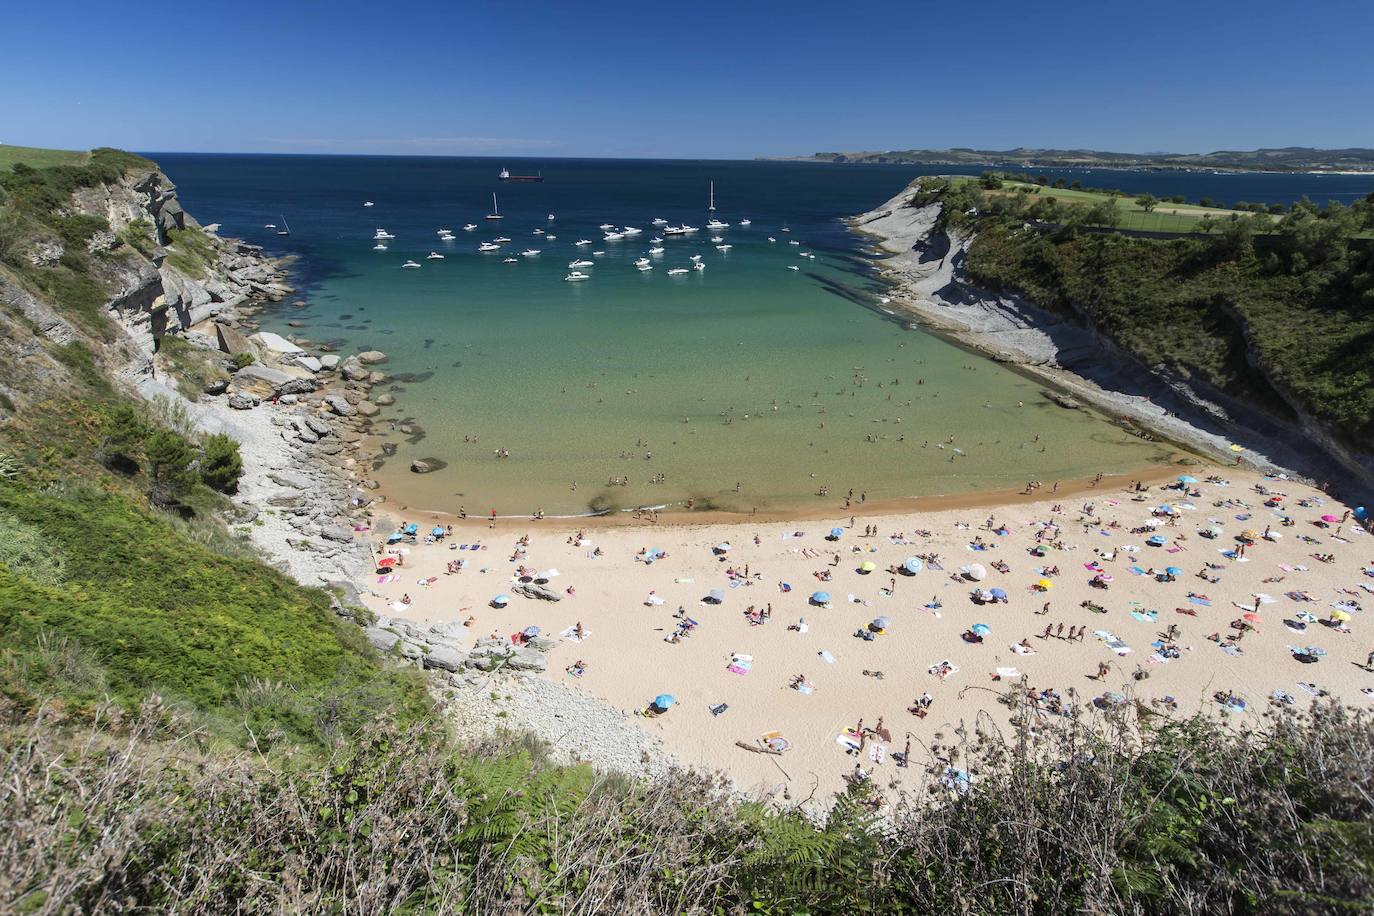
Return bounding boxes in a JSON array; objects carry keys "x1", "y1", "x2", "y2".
[{"x1": 154, "y1": 154, "x2": 1374, "y2": 516}]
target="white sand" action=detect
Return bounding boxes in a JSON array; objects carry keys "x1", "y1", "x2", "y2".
[{"x1": 364, "y1": 471, "x2": 1374, "y2": 800}]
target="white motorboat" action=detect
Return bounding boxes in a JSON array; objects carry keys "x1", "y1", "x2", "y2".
[
  {"x1": 503, "y1": 257, "x2": 518, "y2": 263},
  {"x1": 363, "y1": 201, "x2": 375, "y2": 207},
  {"x1": 374, "y1": 228, "x2": 395, "y2": 239},
  {"x1": 799, "y1": 251, "x2": 810, "y2": 257},
  {"x1": 592, "y1": 250, "x2": 605, "y2": 256},
  {"x1": 568, "y1": 259, "x2": 593, "y2": 268},
  {"x1": 533, "y1": 228, "x2": 544, "y2": 235},
  {"x1": 767, "y1": 237, "x2": 777, "y2": 243},
  {"x1": 710, "y1": 236, "x2": 723, "y2": 243},
  {"x1": 547, "y1": 213, "x2": 556, "y2": 220},
  {"x1": 634, "y1": 257, "x2": 651, "y2": 266},
  {"x1": 401, "y1": 260, "x2": 421, "y2": 269},
  {"x1": 486, "y1": 192, "x2": 503, "y2": 219},
  {"x1": 575, "y1": 239, "x2": 592, "y2": 246},
  {"x1": 637, "y1": 263, "x2": 653, "y2": 271},
  {"x1": 692, "y1": 262, "x2": 705, "y2": 271},
  {"x1": 715, "y1": 244, "x2": 732, "y2": 250},
  {"x1": 787, "y1": 265, "x2": 800, "y2": 271},
  {"x1": 494, "y1": 236, "x2": 512, "y2": 243},
  {"x1": 264, "y1": 223, "x2": 276, "y2": 229},
  {"x1": 706, "y1": 219, "x2": 729, "y2": 230},
  {"x1": 545, "y1": 234, "x2": 556, "y2": 240},
  {"x1": 599, "y1": 223, "x2": 615, "y2": 230},
  {"x1": 521, "y1": 249, "x2": 541, "y2": 256},
  {"x1": 651, "y1": 218, "x2": 667, "y2": 225},
  {"x1": 788, "y1": 239, "x2": 800, "y2": 245},
  {"x1": 603, "y1": 231, "x2": 625, "y2": 240},
  {"x1": 650, "y1": 236, "x2": 664, "y2": 243},
  {"x1": 463, "y1": 224, "x2": 478, "y2": 231},
  {"x1": 667, "y1": 267, "x2": 688, "y2": 275},
  {"x1": 649, "y1": 246, "x2": 665, "y2": 254},
  {"x1": 623, "y1": 226, "x2": 642, "y2": 236},
  {"x1": 437, "y1": 228, "x2": 452, "y2": 235},
  {"x1": 739, "y1": 218, "x2": 751, "y2": 226},
  {"x1": 479, "y1": 242, "x2": 500, "y2": 251},
  {"x1": 427, "y1": 251, "x2": 445, "y2": 259},
  {"x1": 565, "y1": 271, "x2": 590, "y2": 281},
  {"x1": 372, "y1": 243, "x2": 387, "y2": 250},
  {"x1": 689, "y1": 254, "x2": 702, "y2": 261}
]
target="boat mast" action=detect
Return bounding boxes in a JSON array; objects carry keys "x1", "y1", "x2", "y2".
[
  {"x1": 493, "y1": 192, "x2": 499, "y2": 216},
  {"x1": 708, "y1": 181, "x2": 715, "y2": 211}
]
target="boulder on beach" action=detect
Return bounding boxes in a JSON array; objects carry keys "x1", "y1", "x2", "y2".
[
  {"x1": 325, "y1": 394, "x2": 357, "y2": 417},
  {"x1": 319, "y1": 354, "x2": 340, "y2": 370},
  {"x1": 251, "y1": 331, "x2": 305, "y2": 356},
  {"x1": 410, "y1": 457, "x2": 447, "y2": 474},
  {"x1": 356, "y1": 400, "x2": 380, "y2": 417},
  {"x1": 357, "y1": 350, "x2": 389, "y2": 365},
  {"x1": 424, "y1": 646, "x2": 468, "y2": 672}
]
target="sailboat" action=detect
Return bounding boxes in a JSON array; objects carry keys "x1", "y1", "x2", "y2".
[
  {"x1": 276, "y1": 216, "x2": 290, "y2": 236},
  {"x1": 708, "y1": 181, "x2": 716, "y2": 212},
  {"x1": 486, "y1": 192, "x2": 503, "y2": 220}
]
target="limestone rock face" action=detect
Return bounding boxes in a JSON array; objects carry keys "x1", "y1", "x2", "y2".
[
  {"x1": 424, "y1": 646, "x2": 468, "y2": 672},
  {"x1": 215, "y1": 323, "x2": 253, "y2": 357},
  {"x1": 325, "y1": 394, "x2": 357, "y2": 417},
  {"x1": 507, "y1": 648, "x2": 548, "y2": 672},
  {"x1": 230, "y1": 363, "x2": 293, "y2": 398},
  {"x1": 364, "y1": 628, "x2": 401, "y2": 652},
  {"x1": 320, "y1": 524, "x2": 354, "y2": 543},
  {"x1": 252, "y1": 332, "x2": 305, "y2": 356}
]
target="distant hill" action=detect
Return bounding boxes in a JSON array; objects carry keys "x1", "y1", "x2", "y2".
[{"x1": 779, "y1": 147, "x2": 1374, "y2": 172}]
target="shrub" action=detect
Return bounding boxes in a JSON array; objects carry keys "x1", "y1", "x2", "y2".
[
  {"x1": 143, "y1": 428, "x2": 195, "y2": 508},
  {"x1": 199, "y1": 433, "x2": 243, "y2": 493}
]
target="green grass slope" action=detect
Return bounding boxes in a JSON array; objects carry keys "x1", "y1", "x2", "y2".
[{"x1": 0, "y1": 144, "x2": 88, "y2": 171}]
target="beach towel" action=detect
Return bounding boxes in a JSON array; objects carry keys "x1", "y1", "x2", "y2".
[
  {"x1": 1166, "y1": 546, "x2": 1183, "y2": 554},
  {"x1": 795, "y1": 684, "x2": 813, "y2": 695},
  {"x1": 1130, "y1": 610, "x2": 1158, "y2": 623},
  {"x1": 389, "y1": 601, "x2": 410, "y2": 612},
  {"x1": 727, "y1": 664, "x2": 751, "y2": 675},
  {"x1": 869, "y1": 744, "x2": 887, "y2": 764},
  {"x1": 1010, "y1": 643, "x2": 1035, "y2": 655},
  {"x1": 995, "y1": 667, "x2": 1021, "y2": 678},
  {"x1": 1220, "y1": 644, "x2": 1243, "y2": 657},
  {"x1": 836, "y1": 732, "x2": 861, "y2": 751},
  {"x1": 1188, "y1": 596, "x2": 1212, "y2": 606},
  {"x1": 1129, "y1": 566, "x2": 1147, "y2": 576},
  {"x1": 559, "y1": 626, "x2": 592, "y2": 643},
  {"x1": 709, "y1": 703, "x2": 729, "y2": 716},
  {"x1": 819, "y1": 650, "x2": 836, "y2": 663}
]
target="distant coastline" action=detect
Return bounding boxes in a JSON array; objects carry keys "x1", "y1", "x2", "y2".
[{"x1": 761, "y1": 146, "x2": 1374, "y2": 175}]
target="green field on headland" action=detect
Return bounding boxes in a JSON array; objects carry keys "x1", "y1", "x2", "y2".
[{"x1": 0, "y1": 143, "x2": 87, "y2": 171}]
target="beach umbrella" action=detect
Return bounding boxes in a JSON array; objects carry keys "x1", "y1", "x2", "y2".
[
  {"x1": 1355, "y1": 506, "x2": 1367, "y2": 521},
  {"x1": 961, "y1": 563, "x2": 987, "y2": 582},
  {"x1": 1331, "y1": 610, "x2": 1353, "y2": 622},
  {"x1": 971, "y1": 623, "x2": 991, "y2": 636},
  {"x1": 859, "y1": 561, "x2": 876, "y2": 573},
  {"x1": 653, "y1": 694, "x2": 676, "y2": 710},
  {"x1": 1157, "y1": 504, "x2": 1174, "y2": 514},
  {"x1": 377, "y1": 556, "x2": 398, "y2": 569},
  {"x1": 1037, "y1": 578, "x2": 1054, "y2": 590},
  {"x1": 1321, "y1": 514, "x2": 1340, "y2": 523},
  {"x1": 990, "y1": 587, "x2": 1008, "y2": 600},
  {"x1": 810, "y1": 590, "x2": 832, "y2": 605},
  {"x1": 829, "y1": 527, "x2": 844, "y2": 539},
  {"x1": 1147, "y1": 535, "x2": 1166, "y2": 546},
  {"x1": 714, "y1": 542, "x2": 731, "y2": 553},
  {"x1": 1178, "y1": 475, "x2": 1198, "y2": 484},
  {"x1": 431, "y1": 526, "x2": 445, "y2": 537},
  {"x1": 903, "y1": 557, "x2": 923, "y2": 574},
  {"x1": 706, "y1": 588, "x2": 726, "y2": 603},
  {"x1": 491, "y1": 594, "x2": 510, "y2": 606},
  {"x1": 1165, "y1": 566, "x2": 1182, "y2": 576},
  {"x1": 1241, "y1": 529, "x2": 1259, "y2": 541},
  {"x1": 387, "y1": 532, "x2": 404, "y2": 543},
  {"x1": 404, "y1": 523, "x2": 418, "y2": 535},
  {"x1": 870, "y1": 616, "x2": 891, "y2": 631}
]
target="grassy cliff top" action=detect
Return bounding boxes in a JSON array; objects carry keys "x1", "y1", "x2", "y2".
[{"x1": 0, "y1": 143, "x2": 90, "y2": 171}]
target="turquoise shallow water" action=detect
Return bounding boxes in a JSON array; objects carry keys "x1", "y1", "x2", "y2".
[{"x1": 158, "y1": 154, "x2": 1180, "y2": 514}]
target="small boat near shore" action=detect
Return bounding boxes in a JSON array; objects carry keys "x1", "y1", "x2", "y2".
[
  {"x1": 401, "y1": 260, "x2": 421, "y2": 269},
  {"x1": 667, "y1": 267, "x2": 688, "y2": 275},
  {"x1": 565, "y1": 271, "x2": 590, "y2": 281},
  {"x1": 427, "y1": 251, "x2": 445, "y2": 259},
  {"x1": 479, "y1": 242, "x2": 500, "y2": 251},
  {"x1": 486, "y1": 192, "x2": 504, "y2": 219},
  {"x1": 521, "y1": 249, "x2": 541, "y2": 257},
  {"x1": 569, "y1": 259, "x2": 593, "y2": 268}
]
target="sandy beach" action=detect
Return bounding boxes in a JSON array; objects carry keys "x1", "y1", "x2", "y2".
[{"x1": 362, "y1": 470, "x2": 1374, "y2": 801}]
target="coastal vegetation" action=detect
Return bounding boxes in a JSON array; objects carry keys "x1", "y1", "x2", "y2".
[
  {"x1": 906, "y1": 176, "x2": 1374, "y2": 447},
  {"x1": 1, "y1": 147, "x2": 1371, "y2": 913},
  {"x1": 803, "y1": 145, "x2": 1374, "y2": 173}
]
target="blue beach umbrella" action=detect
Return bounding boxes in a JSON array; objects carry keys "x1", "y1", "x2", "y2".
[
  {"x1": 971, "y1": 623, "x2": 991, "y2": 636},
  {"x1": 404, "y1": 523, "x2": 419, "y2": 535},
  {"x1": 387, "y1": 532, "x2": 404, "y2": 543},
  {"x1": 706, "y1": 588, "x2": 726, "y2": 603},
  {"x1": 1147, "y1": 535, "x2": 1167, "y2": 546},
  {"x1": 870, "y1": 616, "x2": 891, "y2": 630},
  {"x1": 431, "y1": 526, "x2": 445, "y2": 537},
  {"x1": 903, "y1": 557, "x2": 923, "y2": 574},
  {"x1": 653, "y1": 694, "x2": 676, "y2": 709},
  {"x1": 829, "y1": 527, "x2": 844, "y2": 539},
  {"x1": 1165, "y1": 566, "x2": 1182, "y2": 576},
  {"x1": 810, "y1": 591, "x2": 832, "y2": 605},
  {"x1": 1178, "y1": 475, "x2": 1198, "y2": 484},
  {"x1": 491, "y1": 594, "x2": 510, "y2": 606},
  {"x1": 990, "y1": 587, "x2": 1008, "y2": 600}
]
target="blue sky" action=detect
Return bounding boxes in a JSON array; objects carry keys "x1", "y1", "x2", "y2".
[{"x1": 3, "y1": 0, "x2": 1370, "y2": 158}]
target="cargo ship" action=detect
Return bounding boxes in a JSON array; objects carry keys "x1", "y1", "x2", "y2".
[{"x1": 498, "y1": 167, "x2": 543, "y2": 182}]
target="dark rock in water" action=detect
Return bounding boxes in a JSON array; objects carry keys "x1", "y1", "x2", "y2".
[
  {"x1": 390, "y1": 371, "x2": 434, "y2": 384},
  {"x1": 288, "y1": 320, "x2": 306, "y2": 327},
  {"x1": 357, "y1": 349, "x2": 389, "y2": 365},
  {"x1": 375, "y1": 393, "x2": 396, "y2": 406},
  {"x1": 411, "y1": 457, "x2": 447, "y2": 474},
  {"x1": 380, "y1": 442, "x2": 398, "y2": 457}
]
